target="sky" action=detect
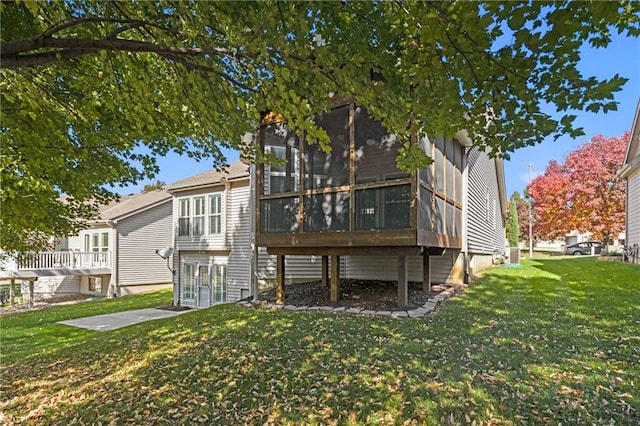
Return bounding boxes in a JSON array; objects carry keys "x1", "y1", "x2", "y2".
[{"x1": 115, "y1": 32, "x2": 640, "y2": 197}]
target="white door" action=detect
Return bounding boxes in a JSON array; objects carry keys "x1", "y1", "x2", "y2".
[{"x1": 197, "y1": 265, "x2": 210, "y2": 308}]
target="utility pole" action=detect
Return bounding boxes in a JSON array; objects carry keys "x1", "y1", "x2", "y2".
[{"x1": 529, "y1": 164, "x2": 533, "y2": 259}]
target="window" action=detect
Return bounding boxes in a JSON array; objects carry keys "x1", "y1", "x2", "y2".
[
  {"x1": 183, "y1": 263, "x2": 196, "y2": 301},
  {"x1": 178, "y1": 198, "x2": 190, "y2": 236},
  {"x1": 209, "y1": 194, "x2": 222, "y2": 234},
  {"x1": 84, "y1": 234, "x2": 90, "y2": 252},
  {"x1": 90, "y1": 232, "x2": 108, "y2": 252},
  {"x1": 193, "y1": 196, "x2": 205, "y2": 236},
  {"x1": 89, "y1": 276, "x2": 102, "y2": 292},
  {"x1": 212, "y1": 264, "x2": 227, "y2": 304}
]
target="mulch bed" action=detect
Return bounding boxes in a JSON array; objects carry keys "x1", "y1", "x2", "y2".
[{"x1": 254, "y1": 279, "x2": 453, "y2": 311}]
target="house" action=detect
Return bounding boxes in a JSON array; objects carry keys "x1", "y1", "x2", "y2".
[
  {"x1": 255, "y1": 102, "x2": 507, "y2": 308},
  {"x1": 165, "y1": 162, "x2": 252, "y2": 308},
  {"x1": 620, "y1": 99, "x2": 640, "y2": 264},
  {"x1": 165, "y1": 161, "x2": 325, "y2": 309},
  {"x1": 0, "y1": 190, "x2": 174, "y2": 302}
]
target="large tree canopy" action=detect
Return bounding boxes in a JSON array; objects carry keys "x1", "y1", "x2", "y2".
[
  {"x1": 529, "y1": 133, "x2": 628, "y2": 243},
  {"x1": 2, "y1": 0, "x2": 639, "y2": 252}
]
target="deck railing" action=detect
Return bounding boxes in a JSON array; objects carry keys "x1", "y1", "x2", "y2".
[{"x1": 15, "y1": 251, "x2": 112, "y2": 270}]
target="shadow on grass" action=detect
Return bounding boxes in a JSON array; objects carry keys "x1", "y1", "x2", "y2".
[{"x1": 1, "y1": 261, "x2": 639, "y2": 424}]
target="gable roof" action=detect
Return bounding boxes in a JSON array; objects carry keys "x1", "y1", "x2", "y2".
[
  {"x1": 620, "y1": 98, "x2": 640, "y2": 178},
  {"x1": 165, "y1": 160, "x2": 250, "y2": 192},
  {"x1": 97, "y1": 190, "x2": 172, "y2": 223}
]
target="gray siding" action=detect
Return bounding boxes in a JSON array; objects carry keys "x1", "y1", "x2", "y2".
[
  {"x1": 467, "y1": 148, "x2": 505, "y2": 255},
  {"x1": 116, "y1": 200, "x2": 173, "y2": 288},
  {"x1": 227, "y1": 181, "x2": 251, "y2": 301},
  {"x1": 343, "y1": 250, "x2": 462, "y2": 284},
  {"x1": 32, "y1": 275, "x2": 81, "y2": 295},
  {"x1": 628, "y1": 169, "x2": 640, "y2": 246}
]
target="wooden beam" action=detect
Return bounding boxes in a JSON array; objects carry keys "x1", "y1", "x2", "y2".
[
  {"x1": 423, "y1": 254, "x2": 431, "y2": 293},
  {"x1": 398, "y1": 256, "x2": 408, "y2": 308},
  {"x1": 267, "y1": 245, "x2": 424, "y2": 257},
  {"x1": 276, "y1": 254, "x2": 285, "y2": 304},
  {"x1": 330, "y1": 255, "x2": 340, "y2": 302},
  {"x1": 28, "y1": 279, "x2": 35, "y2": 309},
  {"x1": 322, "y1": 256, "x2": 329, "y2": 287},
  {"x1": 9, "y1": 278, "x2": 15, "y2": 306}
]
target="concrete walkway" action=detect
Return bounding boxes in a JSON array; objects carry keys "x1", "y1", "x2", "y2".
[{"x1": 58, "y1": 308, "x2": 190, "y2": 332}]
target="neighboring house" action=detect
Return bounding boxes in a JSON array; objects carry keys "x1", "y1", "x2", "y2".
[
  {"x1": 620, "y1": 99, "x2": 640, "y2": 264},
  {"x1": 255, "y1": 103, "x2": 507, "y2": 307},
  {"x1": 0, "y1": 190, "x2": 173, "y2": 300}
]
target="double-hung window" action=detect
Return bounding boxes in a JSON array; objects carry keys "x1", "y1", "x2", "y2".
[
  {"x1": 193, "y1": 196, "x2": 205, "y2": 236},
  {"x1": 208, "y1": 194, "x2": 222, "y2": 234},
  {"x1": 178, "y1": 194, "x2": 223, "y2": 236},
  {"x1": 178, "y1": 198, "x2": 190, "y2": 236}
]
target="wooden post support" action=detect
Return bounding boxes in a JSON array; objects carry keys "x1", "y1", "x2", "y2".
[
  {"x1": 423, "y1": 254, "x2": 431, "y2": 293},
  {"x1": 28, "y1": 279, "x2": 35, "y2": 309},
  {"x1": 322, "y1": 256, "x2": 329, "y2": 288},
  {"x1": 398, "y1": 256, "x2": 408, "y2": 308},
  {"x1": 330, "y1": 255, "x2": 340, "y2": 302},
  {"x1": 9, "y1": 278, "x2": 15, "y2": 306},
  {"x1": 275, "y1": 254, "x2": 285, "y2": 304}
]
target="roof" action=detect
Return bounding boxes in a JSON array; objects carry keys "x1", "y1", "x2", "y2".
[
  {"x1": 620, "y1": 98, "x2": 640, "y2": 178},
  {"x1": 165, "y1": 160, "x2": 250, "y2": 192},
  {"x1": 98, "y1": 190, "x2": 172, "y2": 222}
]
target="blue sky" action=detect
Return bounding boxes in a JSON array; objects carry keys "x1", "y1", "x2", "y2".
[{"x1": 116, "y1": 32, "x2": 639, "y2": 197}]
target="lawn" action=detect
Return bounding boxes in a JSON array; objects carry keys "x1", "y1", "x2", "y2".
[{"x1": 1, "y1": 258, "x2": 638, "y2": 425}]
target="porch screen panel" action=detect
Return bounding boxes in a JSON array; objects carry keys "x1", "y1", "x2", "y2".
[
  {"x1": 355, "y1": 184, "x2": 411, "y2": 230},
  {"x1": 434, "y1": 137, "x2": 445, "y2": 194},
  {"x1": 419, "y1": 186, "x2": 433, "y2": 231},
  {"x1": 434, "y1": 195, "x2": 445, "y2": 234},
  {"x1": 304, "y1": 106, "x2": 349, "y2": 190},
  {"x1": 454, "y1": 142, "x2": 464, "y2": 204},
  {"x1": 446, "y1": 203, "x2": 455, "y2": 236},
  {"x1": 419, "y1": 136, "x2": 433, "y2": 185},
  {"x1": 262, "y1": 122, "x2": 300, "y2": 195},
  {"x1": 303, "y1": 191, "x2": 350, "y2": 232},
  {"x1": 354, "y1": 106, "x2": 408, "y2": 184},
  {"x1": 454, "y1": 206, "x2": 462, "y2": 238},
  {"x1": 260, "y1": 197, "x2": 299, "y2": 233}
]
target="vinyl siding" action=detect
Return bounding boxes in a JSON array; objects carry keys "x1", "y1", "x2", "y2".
[
  {"x1": 627, "y1": 169, "x2": 640, "y2": 246},
  {"x1": 173, "y1": 185, "x2": 228, "y2": 251},
  {"x1": 226, "y1": 180, "x2": 251, "y2": 301},
  {"x1": 257, "y1": 249, "x2": 325, "y2": 283},
  {"x1": 32, "y1": 275, "x2": 81, "y2": 295},
  {"x1": 343, "y1": 250, "x2": 462, "y2": 284},
  {"x1": 116, "y1": 200, "x2": 173, "y2": 289},
  {"x1": 467, "y1": 148, "x2": 505, "y2": 255}
]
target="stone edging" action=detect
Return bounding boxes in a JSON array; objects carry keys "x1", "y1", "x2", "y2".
[{"x1": 236, "y1": 284, "x2": 465, "y2": 319}]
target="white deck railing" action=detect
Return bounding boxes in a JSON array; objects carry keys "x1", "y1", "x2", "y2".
[{"x1": 15, "y1": 251, "x2": 111, "y2": 270}]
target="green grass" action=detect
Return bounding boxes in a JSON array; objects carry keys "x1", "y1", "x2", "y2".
[
  {"x1": 1, "y1": 259, "x2": 638, "y2": 425},
  {"x1": 0, "y1": 290, "x2": 172, "y2": 363}
]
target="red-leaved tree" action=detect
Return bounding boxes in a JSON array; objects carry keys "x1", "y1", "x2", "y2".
[{"x1": 529, "y1": 133, "x2": 628, "y2": 243}]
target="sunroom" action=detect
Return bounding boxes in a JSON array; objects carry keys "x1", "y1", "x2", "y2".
[{"x1": 255, "y1": 101, "x2": 468, "y2": 307}]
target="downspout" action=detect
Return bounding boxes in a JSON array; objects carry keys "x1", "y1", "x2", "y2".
[
  {"x1": 455, "y1": 130, "x2": 473, "y2": 284},
  {"x1": 106, "y1": 219, "x2": 118, "y2": 297},
  {"x1": 249, "y1": 163, "x2": 258, "y2": 301}
]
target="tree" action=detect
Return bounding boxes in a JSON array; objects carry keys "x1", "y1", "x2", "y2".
[
  {"x1": 2, "y1": 1, "x2": 639, "y2": 252},
  {"x1": 515, "y1": 192, "x2": 533, "y2": 246},
  {"x1": 506, "y1": 192, "x2": 521, "y2": 247},
  {"x1": 142, "y1": 180, "x2": 166, "y2": 193},
  {"x1": 529, "y1": 133, "x2": 628, "y2": 243}
]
